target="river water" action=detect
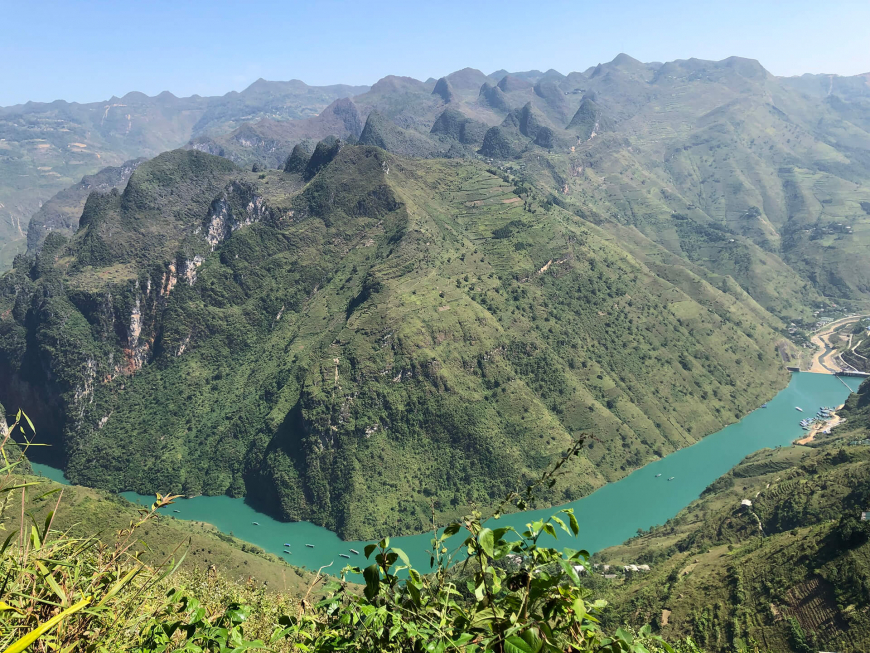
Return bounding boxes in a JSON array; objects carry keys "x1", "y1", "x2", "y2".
[{"x1": 32, "y1": 372, "x2": 855, "y2": 571}]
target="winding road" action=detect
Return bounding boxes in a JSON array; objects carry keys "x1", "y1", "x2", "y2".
[{"x1": 807, "y1": 315, "x2": 866, "y2": 374}]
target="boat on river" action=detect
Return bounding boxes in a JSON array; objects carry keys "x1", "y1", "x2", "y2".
[
  {"x1": 173, "y1": 510, "x2": 180, "y2": 513},
  {"x1": 655, "y1": 473, "x2": 661, "y2": 477},
  {"x1": 796, "y1": 407, "x2": 803, "y2": 412},
  {"x1": 306, "y1": 544, "x2": 315, "y2": 548},
  {"x1": 283, "y1": 551, "x2": 291, "y2": 555},
  {"x1": 340, "y1": 554, "x2": 350, "y2": 558},
  {"x1": 284, "y1": 543, "x2": 291, "y2": 547},
  {"x1": 350, "y1": 549, "x2": 359, "y2": 555},
  {"x1": 761, "y1": 403, "x2": 768, "y2": 408},
  {"x1": 252, "y1": 522, "x2": 259, "y2": 526},
  {"x1": 668, "y1": 477, "x2": 675, "y2": 481}
]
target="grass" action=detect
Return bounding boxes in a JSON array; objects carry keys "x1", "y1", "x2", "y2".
[{"x1": 593, "y1": 428, "x2": 870, "y2": 652}]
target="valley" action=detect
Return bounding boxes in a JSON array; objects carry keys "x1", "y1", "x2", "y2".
[
  {"x1": 0, "y1": 145, "x2": 789, "y2": 541},
  {"x1": 3, "y1": 41, "x2": 870, "y2": 652},
  {"x1": 32, "y1": 370, "x2": 855, "y2": 571},
  {"x1": 594, "y1": 390, "x2": 870, "y2": 652}
]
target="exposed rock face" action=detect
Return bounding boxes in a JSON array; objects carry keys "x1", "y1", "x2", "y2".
[
  {"x1": 124, "y1": 298, "x2": 149, "y2": 373},
  {"x1": 432, "y1": 77, "x2": 456, "y2": 103},
  {"x1": 204, "y1": 181, "x2": 274, "y2": 250}
]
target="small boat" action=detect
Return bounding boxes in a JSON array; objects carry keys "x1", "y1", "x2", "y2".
[
  {"x1": 350, "y1": 549, "x2": 359, "y2": 555},
  {"x1": 655, "y1": 473, "x2": 662, "y2": 477},
  {"x1": 796, "y1": 407, "x2": 803, "y2": 412},
  {"x1": 668, "y1": 477, "x2": 675, "y2": 481},
  {"x1": 761, "y1": 403, "x2": 768, "y2": 408},
  {"x1": 173, "y1": 510, "x2": 180, "y2": 513},
  {"x1": 283, "y1": 543, "x2": 291, "y2": 547},
  {"x1": 252, "y1": 522, "x2": 259, "y2": 526},
  {"x1": 340, "y1": 554, "x2": 350, "y2": 558},
  {"x1": 283, "y1": 551, "x2": 291, "y2": 555},
  {"x1": 306, "y1": 544, "x2": 315, "y2": 548}
]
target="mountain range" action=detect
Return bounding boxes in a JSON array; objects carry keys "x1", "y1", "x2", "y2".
[
  {"x1": 0, "y1": 79, "x2": 368, "y2": 267},
  {"x1": 2, "y1": 54, "x2": 870, "y2": 542}
]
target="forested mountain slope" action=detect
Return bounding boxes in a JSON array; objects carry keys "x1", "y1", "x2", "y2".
[
  {"x1": 0, "y1": 145, "x2": 787, "y2": 540},
  {"x1": 0, "y1": 80, "x2": 368, "y2": 267}
]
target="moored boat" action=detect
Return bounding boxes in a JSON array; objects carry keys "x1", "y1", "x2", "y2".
[
  {"x1": 340, "y1": 554, "x2": 350, "y2": 558},
  {"x1": 350, "y1": 549, "x2": 359, "y2": 555}
]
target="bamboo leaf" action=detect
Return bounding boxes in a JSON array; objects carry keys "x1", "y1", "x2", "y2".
[
  {"x1": 95, "y1": 567, "x2": 140, "y2": 607},
  {"x1": 2, "y1": 596, "x2": 91, "y2": 653}
]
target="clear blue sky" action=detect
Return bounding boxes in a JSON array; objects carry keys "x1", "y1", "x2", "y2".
[{"x1": 2, "y1": 0, "x2": 868, "y2": 106}]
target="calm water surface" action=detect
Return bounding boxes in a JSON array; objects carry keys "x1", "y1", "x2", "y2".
[{"x1": 32, "y1": 372, "x2": 855, "y2": 571}]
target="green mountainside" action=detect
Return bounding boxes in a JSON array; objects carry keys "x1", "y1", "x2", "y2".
[
  {"x1": 188, "y1": 57, "x2": 870, "y2": 327},
  {"x1": 0, "y1": 145, "x2": 787, "y2": 540},
  {"x1": 25, "y1": 157, "x2": 146, "y2": 252},
  {"x1": 0, "y1": 81, "x2": 369, "y2": 267},
  {"x1": 14, "y1": 57, "x2": 870, "y2": 329},
  {"x1": 4, "y1": 55, "x2": 870, "y2": 652},
  {"x1": 591, "y1": 392, "x2": 870, "y2": 652}
]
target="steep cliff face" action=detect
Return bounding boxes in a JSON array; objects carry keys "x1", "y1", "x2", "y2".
[
  {"x1": 203, "y1": 181, "x2": 277, "y2": 250},
  {"x1": 0, "y1": 144, "x2": 788, "y2": 539}
]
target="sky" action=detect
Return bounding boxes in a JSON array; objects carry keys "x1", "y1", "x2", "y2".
[{"x1": 2, "y1": 0, "x2": 868, "y2": 106}]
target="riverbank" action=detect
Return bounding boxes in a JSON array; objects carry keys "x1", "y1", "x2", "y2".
[
  {"x1": 33, "y1": 373, "x2": 854, "y2": 572},
  {"x1": 794, "y1": 404, "x2": 845, "y2": 445}
]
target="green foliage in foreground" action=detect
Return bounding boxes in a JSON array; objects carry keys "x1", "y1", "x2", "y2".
[{"x1": 0, "y1": 415, "x2": 699, "y2": 653}]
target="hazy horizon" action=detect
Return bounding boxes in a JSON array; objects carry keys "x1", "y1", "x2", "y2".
[
  {"x1": 2, "y1": 0, "x2": 868, "y2": 107},
  {"x1": 3, "y1": 52, "x2": 867, "y2": 109}
]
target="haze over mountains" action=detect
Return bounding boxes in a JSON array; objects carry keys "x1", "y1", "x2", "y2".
[
  {"x1": 0, "y1": 79, "x2": 369, "y2": 266},
  {"x1": 3, "y1": 53, "x2": 870, "y2": 542}
]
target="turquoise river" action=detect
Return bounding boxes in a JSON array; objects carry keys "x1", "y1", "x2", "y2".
[{"x1": 32, "y1": 372, "x2": 857, "y2": 572}]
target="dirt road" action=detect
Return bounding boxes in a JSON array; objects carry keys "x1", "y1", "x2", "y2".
[{"x1": 807, "y1": 316, "x2": 865, "y2": 374}]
